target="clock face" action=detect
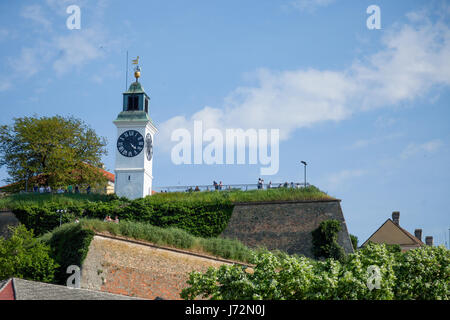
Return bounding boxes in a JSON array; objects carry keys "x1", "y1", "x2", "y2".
[
  {"x1": 117, "y1": 130, "x2": 144, "y2": 157},
  {"x1": 146, "y1": 133, "x2": 153, "y2": 161}
]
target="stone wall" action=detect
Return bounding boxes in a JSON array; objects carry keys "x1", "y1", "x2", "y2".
[
  {"x1": 221, "y1": 200, "x2": 354, "y2": 258},
  {"x1": 80, "y1": 234, "x2": 244, "y2": 300}
]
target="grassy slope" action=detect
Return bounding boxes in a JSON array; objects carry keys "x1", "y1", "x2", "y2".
[
  {"x1": 41, "y1": 219, "x2": 258, "y2": 265},
  {"x1": 1, "y1": 185, "x2": 334, "y2": 209}
]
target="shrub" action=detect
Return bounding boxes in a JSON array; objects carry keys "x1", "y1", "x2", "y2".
[
  {"x1": 41, "y1": 222, "x2": 94, "y2": 285},
  {"x1": 311, "y1": 219, "x2": 346, "y2": 261},
  {"x1": 0, "y1": 224, "x2": 58, "y2": 282},
  {"x1": 181, "y1": 243, "x2": 449, "y2": 300},
  {"x1": 394, "y1": 245, "x2": 449, "y2": 300},
  {"x1": 350, "y1": 234, "x2": 358, "y2": 251}
]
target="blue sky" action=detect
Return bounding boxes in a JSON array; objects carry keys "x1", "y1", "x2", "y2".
[{"x1": 0, "y1": 0, "x2": 449, "y2": 246}]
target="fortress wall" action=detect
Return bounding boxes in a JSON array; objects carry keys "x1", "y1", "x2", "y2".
[
  {"x1": 221, "y1": 200, "x2": 354, "y2": 258},
  {"x1": 80, "y1": 234, "x2": 240, "y2": 300}
]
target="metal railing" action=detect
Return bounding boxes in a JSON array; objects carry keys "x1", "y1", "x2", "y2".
[{"x1": 153, "y1": 182, "x2": 310, "y2": 193}]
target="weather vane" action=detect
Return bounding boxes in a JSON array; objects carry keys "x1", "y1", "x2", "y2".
[{"x1": 132, "y1": 56, "x2": 141, "y2": 82}]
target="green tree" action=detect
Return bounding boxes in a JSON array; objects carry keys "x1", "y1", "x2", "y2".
[
  {"x1": 394, "y1": 245, "x2": 449, "y2": 300},
  {"x1": 0, "y1": 224, "x2": 58, "y2": 282},
  {"x1": 311, "y1": 219, "x2": 346, "y2": 261},
  {"x1": 350, "y1": 234, "x2": 358, "y2": 251},
  {"x1": 0, "y1": 115, "x2": 108, "y2": 190}
]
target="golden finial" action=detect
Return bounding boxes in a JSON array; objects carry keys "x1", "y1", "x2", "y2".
[{"x1": 132, "y1": 56, "x2": 140, "y2": 81}]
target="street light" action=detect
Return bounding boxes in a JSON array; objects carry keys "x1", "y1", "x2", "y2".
[
  {"x1": 57, "y1": 209, "x2": 67, "y2": 227},
  {"x1": 300, "y1": 161, "x2": 307, "y2": 188}
]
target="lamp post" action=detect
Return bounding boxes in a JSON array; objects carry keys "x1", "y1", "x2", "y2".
[
  {"x1": 57, "y1": 209, "x2": 67, "y2": 227},
  {"x1": 300, "y1": 161, "x2": 307, "y2": 188}
]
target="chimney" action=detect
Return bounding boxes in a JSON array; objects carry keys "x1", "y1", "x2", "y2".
[
  {"x1": 414, "y1": 229, "x2": 422, "y2": 242},
  {"x1": 392, "y1": 211, "x2": 400, "y2": 226},
  {"x1": 425, "y1": 236, "x2": 433, "y2": 246}
]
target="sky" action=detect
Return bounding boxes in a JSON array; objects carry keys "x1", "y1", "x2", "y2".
[{"x1": 0, "y1": 0, "x2": 449, "y2": 247}]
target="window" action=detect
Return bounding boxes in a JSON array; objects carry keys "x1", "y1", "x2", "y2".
[
  {"x1": 127, "y1": 96, "x2": 139, "y2": 111},
  {"x1": 145, "y1": 98, "x2": 148, "y2": 113}
]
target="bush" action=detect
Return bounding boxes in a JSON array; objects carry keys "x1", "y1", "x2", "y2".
[
  {"x1": 10, "y1": 195, "x2": 234, "y2": 238},
  {"x1": 311, "y1": 219, "x2": 346, "y2": 261},
  {"x1": 350, "y1": 234, "x2": 358, "y2": 251},
  {"x1": 181, "y1": 243, "x2": 450, "y2": 300},
  {"x1": 394, "y1": 245, "x2": 449, "y2": 300},
  {"x1": 41, "y1": 222, "x2": 94, "y2": 285},
  {"x1": 0, "y1": 224, "x2": 58, "y2": 282}
]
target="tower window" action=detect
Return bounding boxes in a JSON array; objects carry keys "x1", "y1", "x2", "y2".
[
  {"x1": 127, "y1": 96, "x2": 139, "y2": 111},
  {"x1": 145, "y1": 98, "x2": 148, "y2": 113}
]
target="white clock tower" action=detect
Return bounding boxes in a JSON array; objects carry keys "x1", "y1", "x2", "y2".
[{"x1": 113, "y1": 61, "x2": 157, "y2": 199}]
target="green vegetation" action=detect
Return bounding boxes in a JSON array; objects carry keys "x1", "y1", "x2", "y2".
[
  {"x1": 0, "y1": 225, "x2": 58, "y2": 283},
  {"x1": 61, "y1": 219, "x2": 254, "y2": 263},
  {"x1": 40, "y1": 223, "x2": 94, "y2": 285},
  {"x1": 151, "y1": 186, "x2": 334, "y2": 203},
  {"x1": 311, "y1": 219, "x2": 346, "y2": 261},
  {"x1": 0, "y1": 115, "x2": 108, "y2": 191},
  {"x1": 37, "y1": 218, "x2": 255, "y2": 284},
  {"x1": 181, "y1": 243, "x2": 450, "y2": 300},
  {"x1": 350, "y1": 234, "x2": 358, "y2": 251},
  {"x1": 3, "y1": 186, "x2": 331, "y2": 237}
]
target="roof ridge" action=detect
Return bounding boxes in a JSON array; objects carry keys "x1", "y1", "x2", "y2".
[
  {"x1": 11, "y1": 277, "x2": 144, "y2": 300},
  {"x1": 397, "y1": 224, "x2": 424, "y2": 245}
]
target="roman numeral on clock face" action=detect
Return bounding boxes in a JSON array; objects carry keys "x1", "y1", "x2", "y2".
[{"x1": 117, "y1": 130, "x2": 144, "y2": 157}]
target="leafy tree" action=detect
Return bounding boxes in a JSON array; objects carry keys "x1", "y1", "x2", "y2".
[
  {"x1": 0, "y1": 115, "x2": 108, "y2": 190},
  {"x1": 394, "y1": 245, "x2": 449, "y2": 300},
  {"x1": 350, "y1": 234, "x2": 358, "y2": 251},
  {"x1": 181, "y1": 243, "x2": 449, "y2": 300},
  {"x1": 311, "y1": 219, "x2": 346, "y2": 261},
  {"x1": 0, "y1": 224, "x2": 58, "y2": 282}
]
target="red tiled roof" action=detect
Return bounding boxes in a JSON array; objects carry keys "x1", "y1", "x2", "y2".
[
  {"x1": 98, "y1": 167, "x2": 115, "y2": 183},
  {"x1": 0, "y1": 279, "x2": 15, "y2": 300},
  {"x1": 0, "y1": 166, "x2": 115, "y2": 189}
]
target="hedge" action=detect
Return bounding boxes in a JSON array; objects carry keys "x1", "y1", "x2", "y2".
[{"x1": 11, "y1": 197, "x2": 234, "y2": 238}]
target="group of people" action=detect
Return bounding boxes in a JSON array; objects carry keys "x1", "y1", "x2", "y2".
[
  {"x1": 104, "y1": 215, "x2": 119, "y2": 224},
  {"x1": 257, "y1": 178, "x2": 265, "y2": 189},
  {"x1": 33, "y1": 184, "x2": 91, "y2": 194},
  {"x1": 258, "y1": 179, "x2": 303, "y2": 190},
  {"x1": 213, "y1": 180, "x2": 223, "y2": 190}
]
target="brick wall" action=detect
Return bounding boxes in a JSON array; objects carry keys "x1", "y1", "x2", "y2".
[
  {"x1": 221, "y1": 200, "x2": 354, "y2": 258},
  {"x1": 80, "y1": 235, "x2": 238, "y2": 300}
]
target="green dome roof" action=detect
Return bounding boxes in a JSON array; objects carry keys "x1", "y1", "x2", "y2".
[{"x1": 124, "y1": 81, "x2": 146, "y2": 94}]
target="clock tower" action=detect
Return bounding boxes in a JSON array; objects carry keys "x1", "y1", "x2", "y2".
[{"x1": 113, "y1": 60, "x2": 157, "y2": 199}]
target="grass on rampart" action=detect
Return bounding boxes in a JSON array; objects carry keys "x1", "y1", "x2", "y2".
[
  {"x1": 40, "y1": 219, "x2": 257, "y2": 266},
  {"x1": 1, "y1": 185, "x2": 334, "y2": 210}
]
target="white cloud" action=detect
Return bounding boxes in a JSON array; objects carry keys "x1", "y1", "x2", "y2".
[
  {"x1": 8, "y1": 47, "x2": 43, "y2": 78},
  {"x1": 0, "y1": 79, "x2": 12, "y2": 92},
  {"x1": 348, "y1": 132, "x2": 404, "y2": 150},
  {"x1": 52, "y1": 28, "x2": 105, "y2": 75},
  {"x1": 157, "y1": 14, "x2": 450, "y2": 151},
  {"x1": 401, "y1": 139, "x2": 443, "y2": 159},
  {"x1": 21, "y1": 5, "x2": 52, "y2": 30},
  {"x1": 290, "y1": 0, "x2": 336, "y2": 12},
  {"x1": 327, "y1": 169, "x2": 367, "y2": 189},
  {"x1": 374, "y1": 116, "x2": 397, "y2": 128}
]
